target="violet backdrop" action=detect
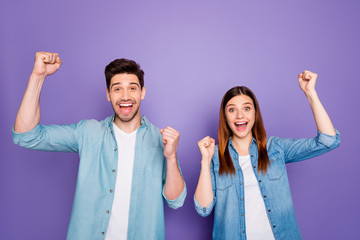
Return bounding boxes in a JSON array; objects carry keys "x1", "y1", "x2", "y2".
[{"x1": 1, "y1": 0, "x2": 359, "y2": 239}]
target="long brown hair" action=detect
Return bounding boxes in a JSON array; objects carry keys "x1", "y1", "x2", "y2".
[{"x1": 218, "y1": 86, "x2": 269, "y2": 175}]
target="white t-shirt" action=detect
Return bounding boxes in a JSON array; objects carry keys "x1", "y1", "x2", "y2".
[
  {"x1": 105, "y1": 124, "x2": 137, "y2": 240},
  {"x1": 238, "y1": 155, "x2": 275, "y2": 240}
]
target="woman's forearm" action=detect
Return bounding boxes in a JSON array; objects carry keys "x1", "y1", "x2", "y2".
[
  {"x1": 306, "y1": 90, "x2": 336, "y2": 136},
  {"x1": 195, "y1": 160, "x2": 214, "y2": 208}
]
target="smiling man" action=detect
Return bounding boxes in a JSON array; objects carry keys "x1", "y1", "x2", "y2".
[{"x1": 13, "y1": 52, "x2": 186, "y2": 240}]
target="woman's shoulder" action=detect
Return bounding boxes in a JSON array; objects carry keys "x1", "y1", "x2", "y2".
[{"x1": 266, "y1": 136, "x2": 284, "y2": 152}]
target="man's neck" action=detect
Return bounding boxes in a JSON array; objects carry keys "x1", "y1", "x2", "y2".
[{"x1": 113, "y1": 115, "x2": 142, "y2": 134}]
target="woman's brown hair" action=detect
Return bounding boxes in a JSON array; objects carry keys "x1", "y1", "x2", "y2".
[{"x1": 218, "y1": 86, "x2": 269, "y2": 175}]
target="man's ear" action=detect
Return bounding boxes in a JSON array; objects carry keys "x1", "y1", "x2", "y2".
[
  {"x1": 106, "y1": 89, "x2": 110, "y2": 101},
  {"x1": 141, "y1": 86, "x2": 146, "y2": 100}
]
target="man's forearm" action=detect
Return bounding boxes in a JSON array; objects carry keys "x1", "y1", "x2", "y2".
[
  {"x1": 163, "y1": 157, "x2": 185, "y2": 200},
  {"x1": 14, "y1": 74, "x2": 46, "y2": 133},
  {"x1": 14, "y1": 52, "x2": 62, "y2": 133}
]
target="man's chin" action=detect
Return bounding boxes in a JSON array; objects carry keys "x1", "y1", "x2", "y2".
[
  {"x1": 115, "y1": 111, "x2": 139, "y2": 123},
  {"x1": 117, "y1": 116, "x2": 135, "y2": 122}
]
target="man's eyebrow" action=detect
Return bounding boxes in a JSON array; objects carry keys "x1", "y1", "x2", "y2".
[
  {"x1": 129, "y1": 82, "x2": 140, "y2": 87},
  {"x1": 110, "y1": 82, "x2": 120, "y2": 88},
  {"x1": 110, "y1": 82, "x2": 140, "y2": 88}
]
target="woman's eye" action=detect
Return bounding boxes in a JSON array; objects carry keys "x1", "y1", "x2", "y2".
[
  {"x1": 229, "y1": 108, "x2": 235, "y2": 112},
  {"x1": 244, "y1": 107, "x2": 251, "y2": 111}
]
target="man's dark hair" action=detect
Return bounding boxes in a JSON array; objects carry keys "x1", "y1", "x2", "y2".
[{"x1": 105, "y1": 58, "x2": 144, "y2": 90}]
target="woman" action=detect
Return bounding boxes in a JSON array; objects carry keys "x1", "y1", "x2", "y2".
[{"x1": 194, "y1": 71, "x2": 340, "y2": 239}]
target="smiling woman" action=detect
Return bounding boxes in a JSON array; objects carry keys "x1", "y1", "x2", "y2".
[
  {"x1": 219, "y1": 87, "x2": 269, "y2": 175},
  {"x1": 194, "y1": 71, "x2": 340, "y2": 240}
]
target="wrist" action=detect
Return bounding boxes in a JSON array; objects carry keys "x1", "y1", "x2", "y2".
[
  {"x1": 29, "y1": 72, "x2": 46, "y2": 83},
  {"x1": 305, "y1": 89, "x2": 318, "y2": 102},
  {"x1": 166, "y1": 154, "x2": 177, "y2": 162},
  {"x1": 201, "y1": 159, "x2": 211, "y2": 167}
]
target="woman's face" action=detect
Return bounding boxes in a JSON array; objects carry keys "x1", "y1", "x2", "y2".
[{"x1": 225, "y1": 94, "x2": 255, "y2": 141}]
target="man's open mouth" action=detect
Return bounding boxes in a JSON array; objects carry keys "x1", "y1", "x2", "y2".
[{"x1": 118, "y1": 102, "x2": 134, "y2": 115}]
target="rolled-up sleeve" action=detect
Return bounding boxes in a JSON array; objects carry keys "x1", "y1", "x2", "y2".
[
  {"x1": 270, "y1": 129, "x2": 340, "y2": 164},
  {"x1": 163, "y1": 183, "x2": 187, "y2": 209},
  {"x1": 12, "y1": 121, "x2": 85, "y2": 152},
  {"x1": 194, "y1": 194, "x2": 216, "y2": 217},
  {"x1": 317, "y1": 129, "x2": 341, "y2": 148}
]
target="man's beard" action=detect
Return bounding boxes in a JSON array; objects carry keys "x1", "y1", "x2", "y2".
[{"x1": 115, "y1": 105, "x2": 140, "y2": 123}]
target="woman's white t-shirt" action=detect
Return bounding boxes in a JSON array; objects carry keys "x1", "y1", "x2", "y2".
[{"x1": 238, "y1": 155, "x2": 275, "y2": 240}]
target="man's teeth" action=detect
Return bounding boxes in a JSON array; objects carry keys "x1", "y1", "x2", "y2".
[{"x1": 120, "y1": 103, "x2": 133, "y2": 107}]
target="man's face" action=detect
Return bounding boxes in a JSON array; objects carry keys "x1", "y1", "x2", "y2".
[{"x1": 106, "y1": 73, "x2": 146, "y2": 124}]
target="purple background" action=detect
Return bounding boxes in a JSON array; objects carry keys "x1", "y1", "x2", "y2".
[{"x1": 1, "y1": 1, "x2": 359, "y2": 239}]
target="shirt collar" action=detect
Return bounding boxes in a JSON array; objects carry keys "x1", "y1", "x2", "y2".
[
  {"x1": 228, "y1": 136, "x2": 257, "y2": 149},
  {"x1": 107, "y1": 114, "x2": 148, "y2": 130}
]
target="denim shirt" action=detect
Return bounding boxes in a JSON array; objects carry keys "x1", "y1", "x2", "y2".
[
  {"x1": 194, "y1": 131, "x2": 340, "y2": 240},
  {"x1": 13, "y1": 115, "x2": 187, "y2": 240}
]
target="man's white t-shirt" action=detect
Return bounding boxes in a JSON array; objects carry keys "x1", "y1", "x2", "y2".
[
  {"x1": 105, "y1": 124, "x2": 137, "y2": 240},
  {"x1": 238, "y1": 155, "x2": 275, "y2": 240}
]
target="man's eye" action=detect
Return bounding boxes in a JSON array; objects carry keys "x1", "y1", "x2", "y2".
[{"x1": 130, "y1": 87, "x2": 136, "y2": 91}]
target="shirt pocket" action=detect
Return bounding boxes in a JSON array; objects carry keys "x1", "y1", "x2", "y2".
[
  {"x1": 267, "y1": 151, "x2": 286, "y2": 180},
  {"x1": 214, "y1": 167, "x2": 234, "y2": 191},
  {"x1": 146, "y1": 146, "x2": 165, "y2": 180}
]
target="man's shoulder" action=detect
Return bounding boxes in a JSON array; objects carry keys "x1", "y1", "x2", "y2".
[
  {"x1": 142, "y1": 116, "x2": 162, "y2": 145},
  {"x1": 77, "y1": 115, "x2": 113, "y2": 133}
]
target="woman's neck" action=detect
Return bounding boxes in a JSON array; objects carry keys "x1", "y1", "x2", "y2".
[{"x1": 231, "y1": 134, "x2": 253, "y2": 156}]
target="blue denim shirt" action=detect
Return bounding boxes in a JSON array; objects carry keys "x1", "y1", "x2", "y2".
[
  {"x1": 13, "y1": 115, "x2": 187, "y2": 240},
  {"x1": 194, "y1": 131, "x2": 340, "y2": 240}
]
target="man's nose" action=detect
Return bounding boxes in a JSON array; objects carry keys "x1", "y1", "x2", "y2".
[{"x1": 121, "y1": 89, "x2": 129, "y2": 99}]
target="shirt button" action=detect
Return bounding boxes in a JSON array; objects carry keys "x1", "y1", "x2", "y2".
[
  {"x1": 240, "y1": 198, "x2": 243, "y2": 201},
  {"x1": 268, "y1": 209, "x2": 271, "y2": 212},
  {"x1": 110, "y1": 189, "x2": 113, "y2": 193},
  {"x1": 240, "y1": 182, "x2": 243, "y2": 185},
  {"x1": 253, "y1": 166, "x2": 256, "y2": 169},
  {"x1": 273, "y1": 225, "x2": 276, "y2": 228},
  {"x1": 106, "y1": 210, "x2": 110, "y2": 214},
  {"x1": 259, "y1": 180, "x2": 262, "y2": 183},
  {"x1": 251, "y1": 155, "x2": 254, "y2": 157},
  {"x1": 264, "y1": 195, "x2": 267, "y2": 198},
  {"x1": 241, "y1": 213, "x2": 244, "y2": 216},
  {"x1": 242, "y1": 230, "x2": 245, "y2": 233},
  {"x1": 112, "y1": 169, "x2": 116, "y2": 173},
  {"x1": 101, "y1": 232, "x2": 105, "y2": 235},
  {"x1": 114, "y1": 148, "x2": 117, "y2": 151}
]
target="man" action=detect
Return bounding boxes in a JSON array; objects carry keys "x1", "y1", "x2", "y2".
[{"x1": 13, "y1": 52, "x2": 186, "y2": 240}]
